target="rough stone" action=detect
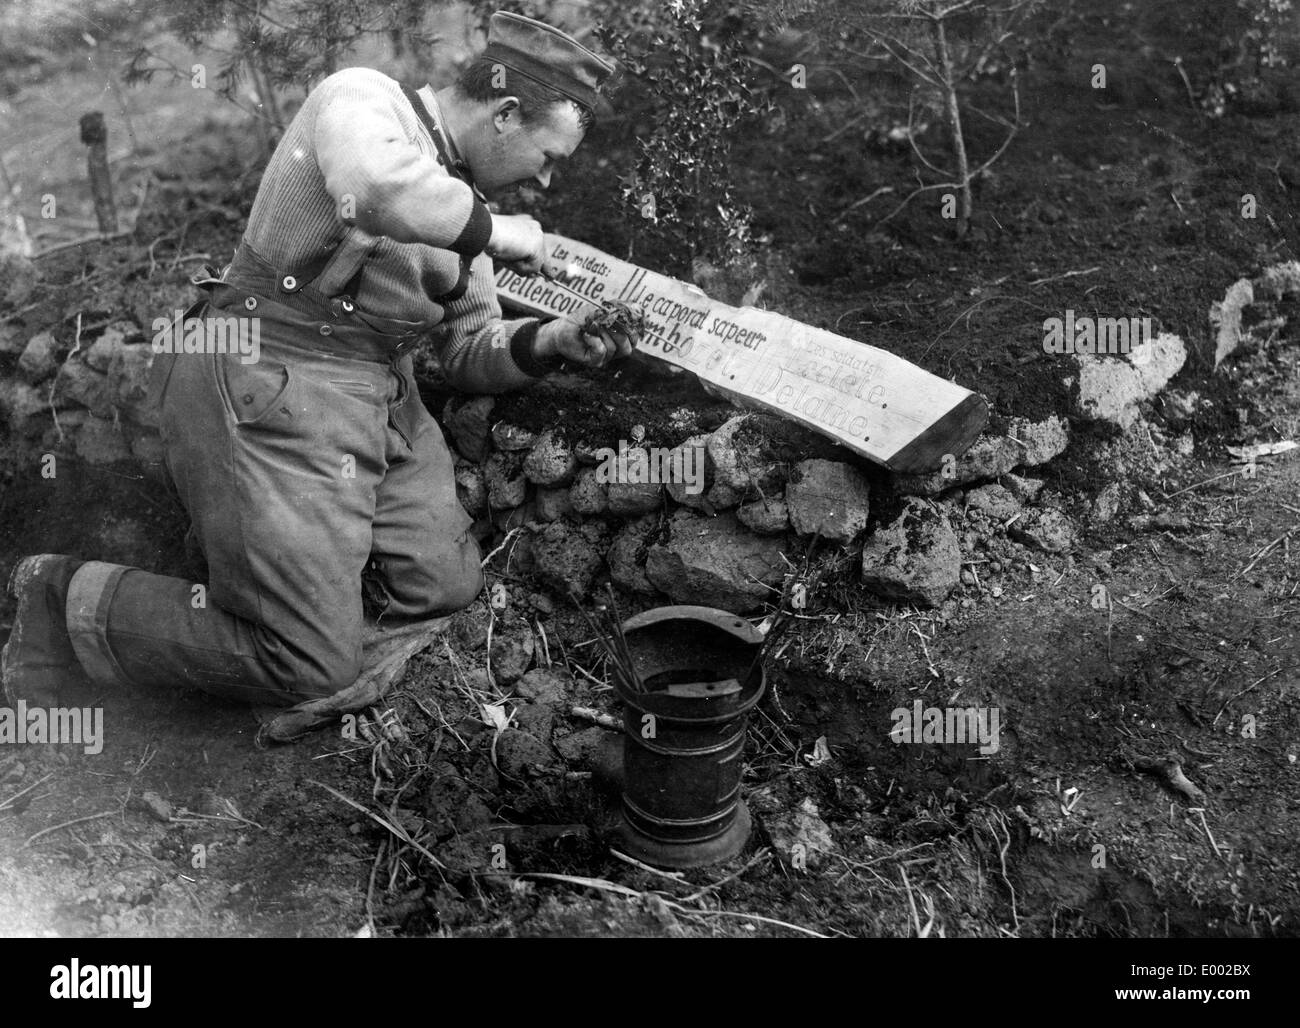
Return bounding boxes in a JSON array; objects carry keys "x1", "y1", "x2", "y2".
[
  {"x1": 965, "y1": 483, "x2": 1021, "y2": 522},
  {"x1": 442, "y1": 396, "x2": 494, "y2": 461},
  {"x1": 491, "y1": 422, "x2": 537, "y2": 451},
  {"x1": 512, "y1": 701, "x2": 555, "y2": 740},
  {"x1": 1, "y1": 253, "x2": 38, "y2": 308},
  {"x1": 1001, "y1": 473, "x2": 1044, "y2": 503},
  {"x1": 1010, "y1": 507, "x2": 1077, "y2": 554},
  {"x1": 494, "y1": 729, "x2": 553, "y2": 778},
  {"x1": 1074, "y1": 332, "x2": 1187, "y2": 427},
  {"x1": 569, "y1": 468, "x2": 608, "y2": 515},
  {"x1": 491, "y1": 501, "x2": 535, "y2": 534},
  {"x1": 737, "y1": 496, "x2": 789, "y2": 535},
  {"x1": 18, "y1": 331, "x2": 60, "y2": 384},
  {"x1": 0, "y1": 378, "x2": 48, "y2": 435},
  {"x1": 895, "y1": 435, "x2": 1022, "y2": 495},
  {"x1": 754, "y1": 794, "x2": 835, "y2": 869},
  {"x1": 1211, "y1": 277, "x2": 1254, "y2": 368},
  {"x1": 554, "y1": 726, "x2": 614, "y2": 769},
  {"x1": 1127, "y1": 512, "x2": 1193, "y2": 533},
  {"x1": 1092, "y1": 482, "x2": 1124, "y2": 523},
  {"x1": 645, "y1": 510, "x2": 786, "y2": 613},
  {"x1": 53, "y1": 360, "x2": 113, "y2": 418},
  {"x1": 528, "y1": 592, "x2": 555, "y2": 616},
  {"x1": 469, "y1": 516, "x2": 494, "y2": 544},
  {"x1": 1254, "y1": 260, "x2": 1300, "y2": 300},
  {"x1": 1162, "y1": 389, "x2": 1201, "y2": 420},
  {"x1": 786, "y1": 459, "x2": 870, "y2": 541},
  {"x1": 454, "y1": 461, "x2": 488, "y2": 517},
  {"x1": 0, "y1": 321, "x2": 25, "y2": 355},
  {"x1": 41, "y1": 408, "x2": 88, "y2": 449},
  {"x1": 607, "y1": 451, "x2": 662, "y2": 516},
  {"x1": 860, "y1": 499, "x2": 961, "y2": 608},
  {"x1": 664, "y1": 434, "x2": 712, "y2": 510},
  {"x1": 706, "y1": 414, "x2": 778, "y2": 493},
  {"x1": 706, "y1": 416, "x2": 751, "y2": 491},
  {"x1": 452, "y1": 608, "x2": 490, "y2": 650},
  {"x1": 573, "y1": 441, "x2": 603, "y2": 465},
  {"x1": 705, "y1": 480, "x2": 742, "y2": 511},
  {"x1": 74, "y1": 416, "x2": 133, "y2": 465},
  {"x1": 528, "y1": 521, "x2": 604, "y2": 597},
  {"x1": 515, "y1": 668, "x2": 570, "y2": 704},
  {"x1": 607, "y1": 516, "x2": 656, "y2": 593},
  {"x1": 490, "y1": 625, "x2": 535, "y2": 685},
  {"x1": 108, "y1": 343, "x2": 156, "y2": 427},
  {"x1": 534, "y1": 486, "x2": 573, "y2": 522},
  {"x1": 129, "y1": 791, "x2": 173, "y2": 824},
  {"x1": 1006, "y1": 414, "x2": 1069, "y2": 467},
  {"x1": 485, "y1": 451, "x2": 528, "y2": 509},
  {"x1": 523, "y1": 429, "x2": 576, "y2": 486},
  {"x1": 85, "y1": 322, "x2": 143, "y2": 371}
]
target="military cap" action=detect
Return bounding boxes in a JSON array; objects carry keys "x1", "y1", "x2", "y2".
[{"x1": 483, "y1": 11, "x2": 615, "y2": 112}]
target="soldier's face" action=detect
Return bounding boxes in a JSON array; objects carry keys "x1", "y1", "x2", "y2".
[{"x1": 477, "y1": 100, "x2": 586, "y2": 196}]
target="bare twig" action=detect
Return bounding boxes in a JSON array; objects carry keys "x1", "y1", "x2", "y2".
[
  {"x1": 0, "y1": 772, "x2": 55, "y2": 812},
  {"x1": 569, "y1": 705, "x2": 621, "y2": 730},
  {"x1": 1238, "y1": 528, "x2": 1298, "y2": 578},
  {"x1": 1212, "y1": 667, "x2": 1285, "y2": 725},
  {"x1": 309, "y1": 779, "x2": 444, "y2": 869},
  {"x1": 24, "y1": 811, "x2": 115, "y2": 847},
  {"x1": 1163, "y1": 469, "x2": 1249, "y2": 501},
  {"x1": 680, "y1": 848, "x2": 772, "y2": 904}
]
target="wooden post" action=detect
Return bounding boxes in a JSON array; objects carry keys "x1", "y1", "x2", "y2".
[{"x1": 79, "y1": 112, "x2": 118, "y2": 236}]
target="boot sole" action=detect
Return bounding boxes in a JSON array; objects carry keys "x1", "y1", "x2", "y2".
[
  {"x1": 2, "y1": 555, "x2": 84, "y2": 706},
  {"x1": 1, "y1": 557, "x2": 41, "y2": 705}
]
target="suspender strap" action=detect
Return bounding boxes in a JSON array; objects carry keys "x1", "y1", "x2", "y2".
[
  {"x1": 309, "y1": 225, "x2": 379, "y2": 299},
  {"x1": 399, "y1": 84, "x2": 476, "y2": 306},
  {"x1": 401, "y1": 84, "x2": 471, "y2": 184}
]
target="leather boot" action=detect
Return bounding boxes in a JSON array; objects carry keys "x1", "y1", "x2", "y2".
[{"x1": 1, "y1": 555, "x2": 89, "y2": 707}]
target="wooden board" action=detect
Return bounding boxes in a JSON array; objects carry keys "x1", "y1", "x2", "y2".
[{"x1": 495, "y1": 234, "x2": 987, "y2": 473}]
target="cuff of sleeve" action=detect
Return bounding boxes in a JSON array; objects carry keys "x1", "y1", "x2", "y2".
[
  {"x1": 508, "y1": 320, "x2": 555, "y2": 378},
  {"x1": 451, "y1": 200, "x2": 493, "y2": 257}
]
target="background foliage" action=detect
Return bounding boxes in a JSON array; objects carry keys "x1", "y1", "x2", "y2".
[{"x1": 15, "y1": 0, "x2": 1286, "y2": 274}]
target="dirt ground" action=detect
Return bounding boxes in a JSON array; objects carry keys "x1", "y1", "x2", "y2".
[{"x1": 2, "y1": 5, "x2": 1300, "y2": 938}]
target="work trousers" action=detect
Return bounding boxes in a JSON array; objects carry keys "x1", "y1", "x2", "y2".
[{"x1": 67, "y1": 308, "x2": 483, "y2": 705}]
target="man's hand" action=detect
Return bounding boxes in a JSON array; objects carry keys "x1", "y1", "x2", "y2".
[
  {"x1": 487, "y1": 213, "x2": 546, "y2": 273},
  {"x1": 534, "y1": 317, "x2": 636, "y2": 369}
]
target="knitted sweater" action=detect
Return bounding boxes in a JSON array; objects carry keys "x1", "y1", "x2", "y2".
[{"x1": 242, "y1": 67, "x2": 547, "y2": 392}]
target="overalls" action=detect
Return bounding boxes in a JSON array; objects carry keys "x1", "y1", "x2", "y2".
[{"x1": 65, "y1": 224, "x2": 485, "y2": 706}]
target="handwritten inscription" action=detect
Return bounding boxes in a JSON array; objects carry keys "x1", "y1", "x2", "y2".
[{"x1": 496, "y1": 234, "x2": 982, "y2": 467}]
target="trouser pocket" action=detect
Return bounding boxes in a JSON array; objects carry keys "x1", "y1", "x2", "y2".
[
  {"x1": 328, "y1": 379, "x2": 376, "y2": 398},
  {"x1": 217, "y1": 352, "x2": 296, "y2": 426}
]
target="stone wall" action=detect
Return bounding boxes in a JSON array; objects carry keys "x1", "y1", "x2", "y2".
[
  {"x1": 440, "y1": 382, "x2": 1078, "y2": 613},
  {"x1": 2, "y1": 315, "x2": 1101, "y2": 615},
  {"x1": 0, "y1": 319, "x2": 165, "y2": 475}
]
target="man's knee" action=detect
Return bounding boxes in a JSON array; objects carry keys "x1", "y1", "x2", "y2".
[
  {"x1": 372, "y1": 535, "x2": 484, "y2": 618},
  {"x1": 440, "y1": 559, "x2": 485, "y2": 614},
  {"x1": 402, "y1": 558, "x2": 483, "y2": 617},
  {"x1": 254, "y1": 623, "x2": 364, "y2": 702}
]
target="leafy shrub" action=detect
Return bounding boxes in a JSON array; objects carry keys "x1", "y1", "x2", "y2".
[{"x1": 591, "y1": 0, "x2": 785, "y2": 275}]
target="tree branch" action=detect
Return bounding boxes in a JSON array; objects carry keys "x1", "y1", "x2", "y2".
[
  {"x1": 906, "y1": 91, "x2": 949, "y2": 175},
  {"x1": 972, "y1": 71, "x2": 1021, "y2": 177}
]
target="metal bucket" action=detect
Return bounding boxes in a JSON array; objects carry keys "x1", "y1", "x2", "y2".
[{"x1": 613, "y1": 605, "x2": 765, "y2": 869}]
